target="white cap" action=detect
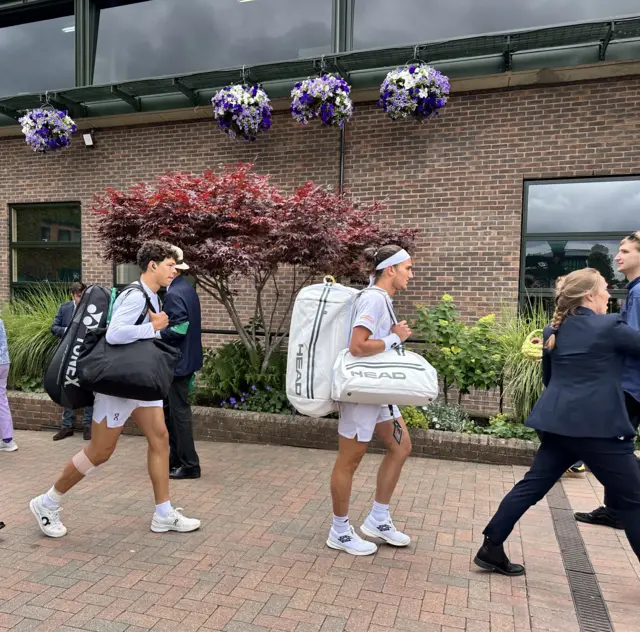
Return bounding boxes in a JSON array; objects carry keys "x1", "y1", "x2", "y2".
[{"x1": 170, "y1": 245, "x2": 190, "y2": 271}]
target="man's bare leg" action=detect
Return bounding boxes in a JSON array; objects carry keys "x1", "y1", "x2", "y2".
[{"x1": 360, "y1": 416, "x2": 412, "y2": 547}]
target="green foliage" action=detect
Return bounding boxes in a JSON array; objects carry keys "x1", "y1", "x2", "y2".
[
  {"x1": 400, "y1": 405, "x2": 429, "y2": 429},
  {"x1": 466, "y1": 413, "x2": 540, "y2": 441},
  {"x1": 195, "y1": 340, "x2": 287, "y2": 404},
  {"x1": 2, "y1": 284, "x2": 69, "y2": 391},
  {"x1": 496, "y1": 301, "x2": 549, "y2": 423},
  {"x1": 220, "y1": 385, "x2": 291, "y2": 415},
  {"x1": 413, "y1": 295, "x2": 503, "y2": 404},
  {"x1": 421, "y1": 401, "x2": 470, "y2": 433}
]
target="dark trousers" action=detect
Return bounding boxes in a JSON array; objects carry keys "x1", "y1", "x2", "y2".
[
  {"x1": 603, "y1": 393, "x2": 640, "y2": 508},
  {"x1": 163, "y1": 373, "x2": 199, "y2": 471},
  {"x1": 484, "y1": 431, "x2": 640, "y2": 561}
]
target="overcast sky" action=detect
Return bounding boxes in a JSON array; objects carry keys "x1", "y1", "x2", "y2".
[
  {"x1": 527, "y1": 179, "x2": 640, "y2": 234},
  {"x1": 1, "y1": 0, "x2": 638, "y2": 96}
]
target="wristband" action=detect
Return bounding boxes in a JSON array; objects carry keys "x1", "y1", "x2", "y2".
[{"x1": 383, "y1": 333, "x2": 401, "y2": 351}]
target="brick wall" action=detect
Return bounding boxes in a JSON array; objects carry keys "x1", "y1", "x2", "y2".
[
  {"x1": 9, "y1": 391, "x2": 537, "y2": 466},
  {"x1": 2, "y1": 76, "x2": 639, "y2": 325}
]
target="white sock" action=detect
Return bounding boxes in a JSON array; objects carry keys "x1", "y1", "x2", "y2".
[
  {"x1": 43, "y1": 486, "x2": 64, "y2": 509},
  {"x1": 371, "y1": 501, "x2": 389, "y2": 523},
  {"x1": 155, "y1": 500, "x2": 172, "y2": 518},
  {"x1": 332, "y1": 515, "x2": 350, "y2": 534}
]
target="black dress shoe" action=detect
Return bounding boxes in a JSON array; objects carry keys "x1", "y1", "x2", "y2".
[
  {"x1": 53, "y1": 427, "x2": 74, "y2": 441},
  {"x1": 575, "y1": 506, "x2": 624, "y2": 530},
  {"x1": 169, "y1": 466, "x2": 201, "y2": 480},
  {"x1": 0, "y1": 521, "x2": 5, "y2": 530},
  {"x1": 83, "y1": 426, "x2": 92, "y2": 441},
  {"x1": 474, "y1": 536, "x2": 525, "y2": 576}
]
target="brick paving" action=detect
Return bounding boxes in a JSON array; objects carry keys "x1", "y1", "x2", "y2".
[{"x1": 0, "y1": 430, "x2": 634, "y2": 631}]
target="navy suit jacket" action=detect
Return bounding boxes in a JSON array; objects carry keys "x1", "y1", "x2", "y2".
[
  {"x1": 526, "y1": 307, "x2": 640, "y2": 439},
  {"x1": 51, "y1": 301, "x2": 74, "y2": 339},
  {"x1": 160, "y1": 275, "x2": 203, "y2": 377}
]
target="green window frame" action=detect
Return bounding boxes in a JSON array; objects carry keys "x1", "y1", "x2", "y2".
[
  {"x1": 9, "y1": 201, "x2": 83, "y2": 295},
  {"x1": 520, "y1": 176, "x2": 640, "y2": 314}
]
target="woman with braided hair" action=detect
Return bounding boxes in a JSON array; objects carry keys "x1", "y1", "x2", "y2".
[{"x1": 473, "y1": 268, "x2": 640, "y2": 576}]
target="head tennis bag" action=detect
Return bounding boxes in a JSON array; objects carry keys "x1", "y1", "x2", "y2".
[
  {"x1": 331, "y1": 292, "x2": 438, "y2": 406},
  {"x1": 286, "y1": 277, "x2": 359, "y2": 417},
  {"x1": 43, "y1": 285, "x2": 111, "y2": 409}
]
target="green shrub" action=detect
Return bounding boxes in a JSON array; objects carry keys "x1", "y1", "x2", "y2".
[
  {"x1": 497, "y1": 301, "x2": 549, "y2": 423},
  {"x1": 195, "y1": 340, "x2": 287, "y2": 404},
  {"x1": 401, "y1": 406, "x2": 429, "y2": 429},
  {"x1": 465, "y1": 413, "x2": 540, "y2": 441},
  {"x1": 219, "y1": 385, "x2": 291, "y2": 415},
  {"x1": 421, "y1": 400, "x2": 470, "y2": 433},
  {"x1": 2, "y1": 284, "x2": 69, "y2": 391}
]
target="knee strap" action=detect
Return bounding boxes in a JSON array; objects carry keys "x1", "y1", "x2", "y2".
[{"x1": 72, "y1": 450, "x2": 96, "y2": 476}]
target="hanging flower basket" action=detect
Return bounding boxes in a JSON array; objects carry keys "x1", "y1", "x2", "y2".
[
  {"x1": 211, "y1": 83, "x2": 272, "y2": 141},
  {"x1": 291, "y1": 73, "x2": 353, "y2": 128},
  {"x1": 19, "y1": 108, "x2": 77, "y2": 153},
  {"x1": 379, "y1": 64, "x2": 450, "y2": 121}
]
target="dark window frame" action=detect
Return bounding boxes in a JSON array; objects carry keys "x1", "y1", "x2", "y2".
[
  {"x1": 9, "y1": 201, "x2": 82, "y2": 294},
  {"x1": 520, "y1": 175, "x2": 640, "y2": 311}
]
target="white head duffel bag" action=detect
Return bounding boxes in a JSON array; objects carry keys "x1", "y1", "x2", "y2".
[
  {"x1": 286, "y1": 277, "x2": 359, "y2": 417},
  {"x1": 332, "y1": 344, "x2": 438, "y2": 406}
]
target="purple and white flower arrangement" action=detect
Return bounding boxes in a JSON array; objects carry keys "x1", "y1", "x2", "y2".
[
  {"x1": 291, "y1": 74, "x2": 353, "y2": 128},
  {"x1": 211, "y1": 83, "x2": 272, "y2": 141},
  {"x1": 19, "y1": 108, "x2": 77, "y2": 153},
  {"x1": 379, "y1": 64, "x2": 450, "y2": 121}
]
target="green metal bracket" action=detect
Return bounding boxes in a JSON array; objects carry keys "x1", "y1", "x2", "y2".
[
  {"x1": 0, "y1": 104, "x2": 19, "y2": 120},
  {"x1": 600, "y1": 22, "x2": 615, "y2": 61},
  {"x1": 110, "y1": 86, "x2": 140, "y2": 111},
  {"x1": 172, "y1": 79, "x2": 199, "y2": 106},
  {"x1": 53, "y1": 92, "x2": 88, "y2": 118}
]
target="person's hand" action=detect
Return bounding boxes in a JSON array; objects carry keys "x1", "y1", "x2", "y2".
[
  {"x1": 149, "y1": 311, "x2": 169, "y2": 332},
  {"x1": 392, "y1": 320, "x2": 412, "y2": 342}
]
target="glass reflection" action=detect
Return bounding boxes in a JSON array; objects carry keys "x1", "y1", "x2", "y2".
[
  {"x1": 524, "y1": 240, "x2": 627, "y2": 290},
  {"x1": 0, "y1": 16, "x2": 75, "y2": 97},
  {"x1": 526, "y1": 179, "x2": 640, "y2": 234},
  {"x1": 13, "y1": 248, "x2": 81, "y2": 283},
  {"x1": 94, "y1": 0, "x2": 332, "y2": 84},
  {"x1": 354, "y1": 0, "x2": 639, "y2": 49}
]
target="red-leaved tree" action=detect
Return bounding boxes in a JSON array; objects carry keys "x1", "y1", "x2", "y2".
[{"x1": 94, "y1": 163, "x2": 416, "y2": 371}]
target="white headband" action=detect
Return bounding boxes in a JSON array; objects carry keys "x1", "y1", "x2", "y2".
[
  {"x1": 375, "y1": 249, "x2": 410, "y2": 270},
  {"x1": 368, "y1": 249, "x2": 411, "y2": 286}
]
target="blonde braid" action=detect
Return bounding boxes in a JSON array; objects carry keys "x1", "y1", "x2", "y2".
[{"x1": 545, "y1": 305, "x2": 568, "y2": 350}]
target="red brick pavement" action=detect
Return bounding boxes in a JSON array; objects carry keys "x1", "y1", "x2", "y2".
[{"x1": 0, "y1": 430, "x2": 629, "y2": 631}]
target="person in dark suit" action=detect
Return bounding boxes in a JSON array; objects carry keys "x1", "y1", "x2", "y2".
[
  {"x1": 574, "y1": 231, "x2": 640, "y2": 529},
  {"x1": 51, "y1": 282, "x2": 93, "y2": 441},
  {"x1": 474, "y1": 268, "x2": 640, "y2": 576},
  {"x1": 161, "y1": 247, "x2": 203, "y2": 480}
]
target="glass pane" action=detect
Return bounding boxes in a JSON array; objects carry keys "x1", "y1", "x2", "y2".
[
  {"x1": 93, "y1": 0, "x2": 332, "y2": 84},
  {"x1": 526, "y1": 179, "x2": 640, "y2": 234},
  {"x1": 13, "y1": 248, "x2": 81, "y2": 283},
  {"x1": 353, "y1": 0, "x2": 639, "y2": 50},
  {"x1": 524, "y1": 240, "x2": 627, "y2": 290},
  {"x1": 13, "y1": 204, "x2": 81, "y2": 243},
  {"x1": 0, "y1": 16, "x2": 75, "y2": 98},
  {"x1": 115, "y1": 263, "x2": 140, "y2": 285}
]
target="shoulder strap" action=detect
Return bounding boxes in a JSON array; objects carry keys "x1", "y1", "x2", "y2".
[{"x1": 118, "y1": 283, "x2": 156, "y2": 326}]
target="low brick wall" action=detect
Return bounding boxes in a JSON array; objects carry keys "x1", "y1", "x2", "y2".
[{"x1": 9, "y1": 391, "x2": 537, "y2": 466}]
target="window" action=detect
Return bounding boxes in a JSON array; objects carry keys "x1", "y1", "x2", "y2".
[
  {"x1": 521, "y1": 177, "x2": 640, "y2": 311},
  {"x1": 93, "y1": 0, "x2": 332, "y2": 84},
  {"x1": 10, "y1": 203, "x2": 82, "y2": 291},
  {"x1": 0, "y1": 11, "x2": 75, "y2": 98},
  {"x1": 114, "y1": 262, "x2": 140, "y2": 286},
  {"x1": 353, "y1": 0, "x2": 639, "y2": 50}
]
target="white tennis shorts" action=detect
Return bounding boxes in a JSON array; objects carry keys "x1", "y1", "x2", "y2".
[
  {"x1": 338, "y1": 403, "x2": 401, "y2": 443},
  {"x1": 93, "y1": 393, "x2": 163, "y2": 428}
]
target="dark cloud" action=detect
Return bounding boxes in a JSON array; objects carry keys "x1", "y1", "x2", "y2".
[
  {"x1": 93, "y1": 0, "x2": 332, "y2": 84},
  {"x1": 354, "y1": 0, "x2": 640, "y2": 48}
]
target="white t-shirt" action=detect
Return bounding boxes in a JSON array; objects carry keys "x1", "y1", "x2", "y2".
[
  {"x1": 351, "y1": 287, "x2": 395, "y2": 341},
  {"x1": 105, "y1": 280, "x2": 161, "y2": 346}
]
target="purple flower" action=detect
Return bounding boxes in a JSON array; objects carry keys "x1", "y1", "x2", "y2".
[
  {"x1": 19, "y1": 108, "x2": 76, "y2": 153},
  {"x1": 291, "y1": 74, "x2": 353, "y2": 128},
  {"x1": 251, "y1": 385, "x2": 257, "y2": 391},
  {"x1": 265, "y1": 386, "x2": 271, "y2": 391},
  {"x1": 211, "y1": 83, "x2": 272, "y2": 141},
  {"x1": 229, "y1": 397, "x2": 237, "y2": 405},
  {"x1": 220, "y1": 400, "x2": 227, "y2": 407}
]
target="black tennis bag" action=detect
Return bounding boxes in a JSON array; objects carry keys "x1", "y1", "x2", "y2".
[
  {"x1": 43, "y1": 285, "x2": 111, "y2": 409},
  {"x1": 76, "y1": 284, "x2": 181, "y2": 401}
]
